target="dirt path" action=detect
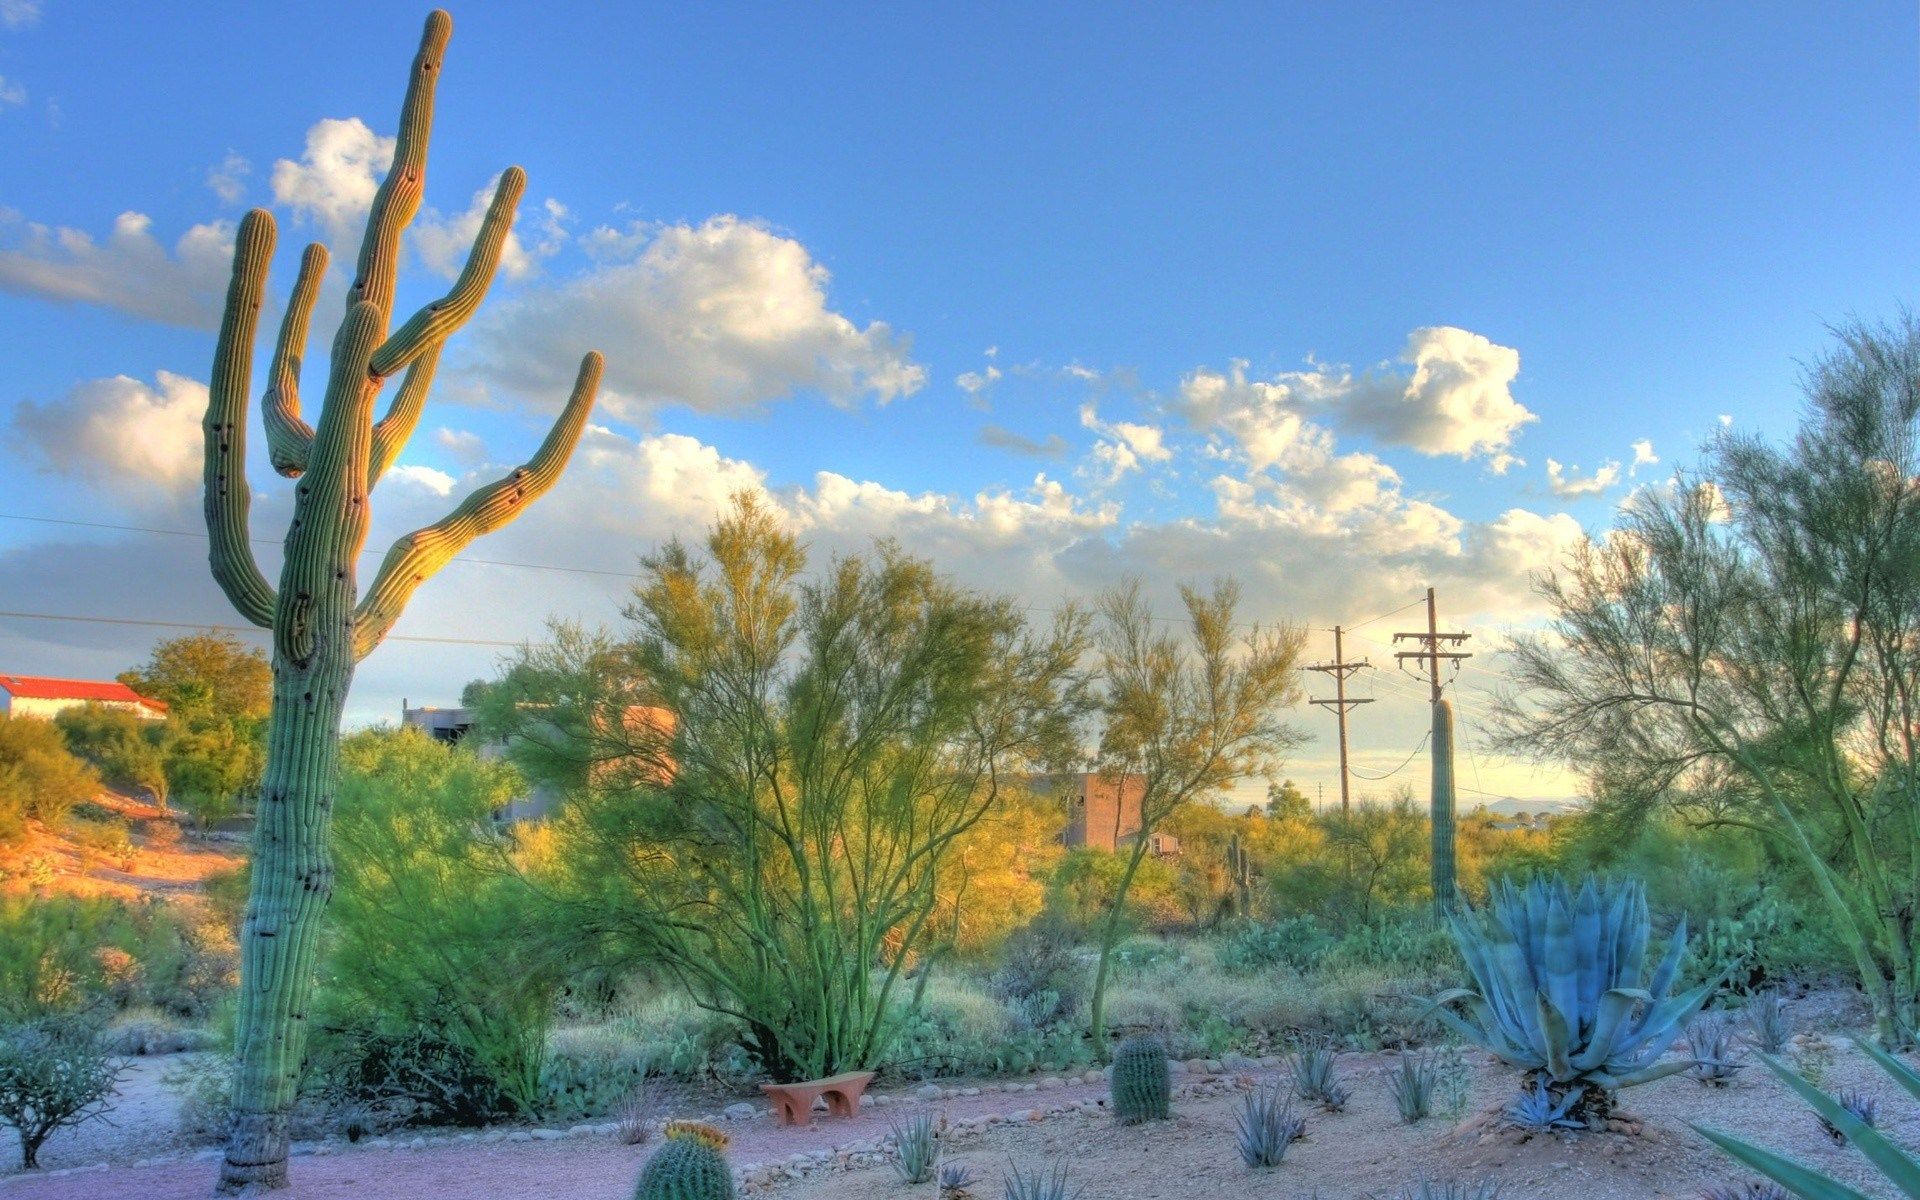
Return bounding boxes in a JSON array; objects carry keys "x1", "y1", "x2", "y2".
[{"x1": 2, "y1": 1040, "x2": 1909, "y2": 1199}]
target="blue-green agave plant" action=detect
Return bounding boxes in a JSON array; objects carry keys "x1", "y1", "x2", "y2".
[{"x1": 1429, "y1": 875, "x2": 1716, "y2": 1090}]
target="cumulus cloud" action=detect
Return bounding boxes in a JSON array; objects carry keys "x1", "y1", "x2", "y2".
[
  {"x1": 471, "y1": 215, "x2": 925, "y2": 418},
  {"x1": 206, "y1": 152, "x2": 251, "y2": 204},
  {"x1": 1545, "y1": 457, "x2": 1622, "y2": 498},
  {"x1": 1177, "y1": 327, "x2": 1535, "y2": 467},
  {"x1": 0, "y1": 210, "x2": 235, "y2": 327},
  {"x1": 270, "y1": 117, "x2": 394, "y2": 250},
  {"x1": 10, "y1": 371, "x2": 207, "y2": 506},
  {"x1": 434, "y1": 427, "x2": 489, "y2": 467},
  {"x1": 979, "y1": 425, "x2": 1067, "y2": 458},
  {"x1": 1077, "y1": 402, "x2": 1172, "y2": 486},
  {"x1": 411, "y1": 175, "x2": 558, "y2": 282},
  {"x1": 1630, "y1": 438, "x2": 1658, "y2": 473},
  {"x1": 386, "y1": 464, "x2": 457, "y2": 497}
]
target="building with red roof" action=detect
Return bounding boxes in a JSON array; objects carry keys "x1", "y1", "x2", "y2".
[{"x1": 0, "y1": 674, "x2": 168, "y2": 721}]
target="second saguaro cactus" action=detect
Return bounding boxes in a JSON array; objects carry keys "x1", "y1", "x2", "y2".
[
  {"x1": 1430, "y1": 698, "x2": 1457, "y2": 911},
  {"x1": 202, "y1": 11, "x2": 603, "y2": 1192}
]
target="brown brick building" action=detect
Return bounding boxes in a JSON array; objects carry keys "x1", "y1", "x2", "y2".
[{"x1": 1045, "y1": 772, "x2": 1181, "y2": 856}]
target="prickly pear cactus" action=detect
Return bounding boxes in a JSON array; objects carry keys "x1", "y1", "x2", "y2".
[
  {"x1": 636, "y1": 1122, "x2": 734, "y2": 1199},
  {"x1": 1111, "y1": 1034, "x2": 1171, "y2": 1124}
]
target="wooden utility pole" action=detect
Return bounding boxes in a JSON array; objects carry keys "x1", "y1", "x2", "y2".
[
  {"x1": 1393, "y1": 587, "x2": 1471, "y2": 910},
  {"x1": 1393, "y1": 587, "x2": 1471, "y2": 699},
  {"x1": 1307, "y1": 625, "x2": 1372, "y2": 814}
]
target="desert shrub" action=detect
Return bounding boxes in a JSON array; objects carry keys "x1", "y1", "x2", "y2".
[
  {"x1": 316, "y1": 729, "x2": 562, "y2": 1120},
  {"x1": 1687, "y1": 1014, "x2": 1746, "y2": 1086},
  {"x1": 54, "y1": 705, "x2": 168, "y2": 803},
  {"x1": 164, "y1": 1052, "x2": 233, "y2": 1143},
  {"x1": 1742, "y1": 990, "x2": 1794, "y2": 1054},
  {"x1": 990, "y1": 914, "x2": 1085, "y2": 1027},
  {"x1": 617, "y1": 995, "x2": 754, "y2": 1081},
  {"x1": 0, "y1": 715, "x2": 101, "y2": 840},
  {"x1": 1218, "y1": 915, "x2": 1332, "y2": 973},
  {"x1": 64, "y1": 814, "x2": 135, "y2": 870},
  {"x1": 1235, "y1": 1083, "x2": 1305, "y2": 1168},
  {"x1": 0, "y1": 894, "x2": 203, "y2": 1018},
  {"x1": 1389, "y1": 1050, "x2": 1439, "y2": 1122},
  {"x1": 538, "y1": 1027, "x2": 654, "y2": 1122},
  {"x1": 103, "y1": 1008, "x2": 212, "y2": 1056},
  {"x1": 888, "y1": 1111, "x2": 939, "y2": 1183},
  {"x1": 0, "y1": 1012, "x2": 121, "y2": 1169}
]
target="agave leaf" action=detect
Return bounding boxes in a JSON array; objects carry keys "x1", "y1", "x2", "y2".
[
  {"x1": 1544, "y1": 895, "x2": 1580, "y2": 1041},
  {"x1": 1754, "y1": 1052, "x2": 1920, "y2": 1195},
  {"x1": 1691, "y1": 1125, "x2": 1876, "y2": 1200},
  {"x1": 1569, "y1": 988, "x2": 1648, "y2": 1072},
  {"x1": 1599, "y1": 1058, "x2": 1694, "y2": 1088},
  {"x1": 1648, "y1": 914, "x2": 1687, "y2": 997},
  {"x1": 1537, "y1": 990, "x2": 1574, "y2": 1081},
  {"x1": 1852, "y1": 1037, "x2": 1920, "y2": 1107}
]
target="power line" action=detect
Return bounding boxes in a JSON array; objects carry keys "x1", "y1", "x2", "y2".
[
  {"x1": 1350, "y1": 731, "x2": 1430, "y2": 781},
  {"x1": 0, "y1": 609, "x2": 528, "y2": 648},
  {"x1": 1306, "y1": 624, "x2": 1373, "y2": 814}
]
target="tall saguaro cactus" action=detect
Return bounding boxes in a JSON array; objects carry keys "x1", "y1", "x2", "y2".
[
  {"x1": 1430, "y1": 698, "x2": 1457, "y2": 911},
  {"x1": 201, "y1": 12, "x2": 603, "y2": 1191}
]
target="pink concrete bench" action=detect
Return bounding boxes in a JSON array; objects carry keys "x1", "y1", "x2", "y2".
[{"x1": 759, "y1": 1070, "x2": 876, "y2": 1126}]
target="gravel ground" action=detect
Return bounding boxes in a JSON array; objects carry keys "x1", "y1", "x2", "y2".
[{"x1": 1, "y1": 1037, "x2": 1912, "y2": 1199}]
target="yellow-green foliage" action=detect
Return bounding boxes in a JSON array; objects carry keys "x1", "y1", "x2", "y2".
[
  {"x1": 320, "y1": 727, "x2": 560, "y2": 1116},
  {"x1": 0, "y1": 715, "x2": 100, "y2": 842}
]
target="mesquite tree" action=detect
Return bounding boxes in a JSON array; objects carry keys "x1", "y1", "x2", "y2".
[
  {"x1": 474, "y1": 496, "x2": 1090, "y2": 1082},
  {"x1": 1495, "y1": 319, "x2": 1920, "y2": 1047},
  {"x1": 1084, "y1": 581, "x2": 1306, "y2": 1048},
  {"x1": 200, "y1": 12, "x2": 602, "y2": 1190}
]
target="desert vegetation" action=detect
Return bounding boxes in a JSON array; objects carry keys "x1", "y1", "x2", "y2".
[{"x1": 1, "y1": 7, "x2": 1916, "y2": 1200}]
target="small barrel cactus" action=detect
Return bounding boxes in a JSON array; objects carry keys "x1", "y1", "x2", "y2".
[
  {"x1": 636, "y1": 1121, "x2": 734, "y2": 1200},
  {"x1": 1110, "y1": 1034, "x2": 1170, "y2": 1124}
]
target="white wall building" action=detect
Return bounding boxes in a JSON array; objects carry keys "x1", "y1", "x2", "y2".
[{"x1": 0, "y1": 674, "x2": 168, "y2": 721}]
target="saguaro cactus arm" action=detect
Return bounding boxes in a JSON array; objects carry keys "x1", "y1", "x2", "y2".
[
  {"x1": 353, "y1": 350, "x2": 604, "y2": 658},
  {"x1": 348, "y1": 10, "x2": 448, "y2": 320},
  {"x1": 202, "y1": 209, "x2": 279, "y2": 628},
  {"x1": 261, "y1": 242, "x2": 329, "y2": 477},
  {"x1": 369, "y1": 344, "x2": 442, "y2": 484},
  {"x1": 369, "y1": 165, "x2": 524, "y2": 379}
]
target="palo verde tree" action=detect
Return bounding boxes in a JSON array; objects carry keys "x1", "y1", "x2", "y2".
[
  {"x1": 1496, "y1": 318, "x2": 1920, "y2": 1047},
  {"x1": 199, "y1": 12, "x2": 603, "y2": 1190},
  {"x1": 477, "y1": 495, "x2": 1088, "y2": 1082},
  {"x1": 1085, "y1": 580, "x2": 1306, "y2": 1048}
]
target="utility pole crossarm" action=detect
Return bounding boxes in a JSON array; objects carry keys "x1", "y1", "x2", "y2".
[{"x1": 1393, "y1": 586, "x2": 1473, "y2": 704}]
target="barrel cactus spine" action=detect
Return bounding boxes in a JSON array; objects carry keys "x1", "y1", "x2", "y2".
[{"x1": 1111, "y1": 1033, "x2": 1171, "y2": 1124}]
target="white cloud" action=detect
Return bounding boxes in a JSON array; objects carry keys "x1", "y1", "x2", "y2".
[
  {"x1": 10, "y1": 371, "x2": 206, "y2": 506},
  {"x1": 1077, "y1": 402, "x2": 1172, "y2": 487},
  {"x1": 1545, "y1": 457, "x2": 1622, "y2": 498},
  {"x1": 434, "y1": 427, "x2": 488, "y2": 467},
  {"x1": 386, "y1": 464, "x2": 457, "y2": 497},
  {"x1": 411, "y1": 175, "x2": 552, "y2": 282},
  {"x1": 0, "y1": 0, "x2": 40, "y2": 28},
  {"x1": 957, "y1": 364, "x2": 1001, "y2": 398},
  {"x1": 0, "y1": 76, "x2": 23, "y2": 109},
  {"x1": 0, "y1": 211, "x2": 234, "y2": 327},
  {"x1": 472, "y1": 215, "x2": 925, "y2": 418},
  {"x1": 207, "y1": 152, "x2": 251, "y2": 204},
  {"x1": 270, "y1": 117, "x2": 394, "y2": 250},
  {"x1": 1176, "y1": 327, "x2": 1535, "y2": 467},
  {"x1": 1629, "y1": 437, "x2": 1659, "y2": 476}
]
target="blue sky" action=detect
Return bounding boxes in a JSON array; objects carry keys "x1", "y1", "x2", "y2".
[{"x1": 1, "y1": 1, "x2": 1915, "y2": 807}]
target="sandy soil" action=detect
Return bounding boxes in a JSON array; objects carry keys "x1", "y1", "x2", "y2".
[{"x1": 2, "y1": 1039, "x2": 1911, "y2": 1200}]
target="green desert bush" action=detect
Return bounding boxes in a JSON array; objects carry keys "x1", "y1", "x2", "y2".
[
  {"x1": 0, "y1": 715, "x2": 101, "y2": 840},
  {"x1": 1218, "y1": 915, "x2": 1333, "y2": 974},
  {"x1": 0, "y1": 894, "x2": 208, "y2": 1018},
  {"x1": 539, "y1": 1027, "x2": 655, "y2": 1122},
  {"x1": 0, "y1": 1012, "x2": 121, "y2": 1169},
  {"x1": 316, "y1": 728, "x2": 561, "y2": 1120}
]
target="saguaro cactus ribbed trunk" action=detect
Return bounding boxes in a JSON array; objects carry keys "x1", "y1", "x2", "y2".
[
  {"x1": 201, "y1": 12, "x2": 603, "y2": 1192},
  {"x1": 1430, "y1": 698, "x2": 1457, "y2": 912}
]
